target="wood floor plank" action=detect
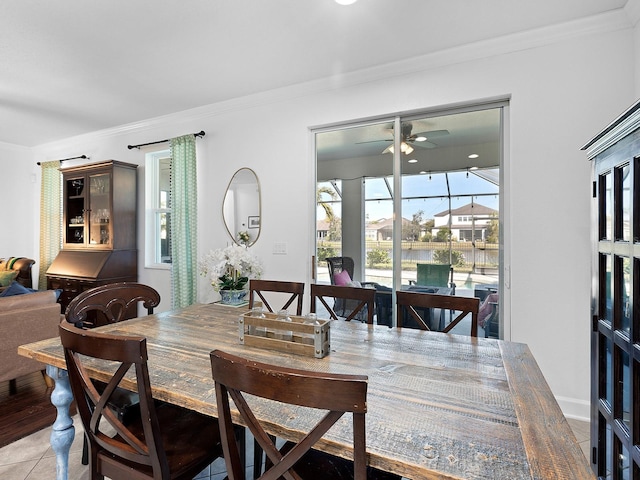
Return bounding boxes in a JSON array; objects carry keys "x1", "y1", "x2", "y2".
[{"x1": 0, "y1": 371, "x2": 75, "y2": 448}]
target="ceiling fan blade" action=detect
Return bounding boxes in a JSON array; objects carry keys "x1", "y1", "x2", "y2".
[
  {"x1": 413, "y1": 129, "x2": 449, "y2": 139},
  {"x1": 355, "y1": 139, "x2": 392, "y2": 144},
  {"x1": 412, "y1": 141, "x2": 437, "y2": 149}
]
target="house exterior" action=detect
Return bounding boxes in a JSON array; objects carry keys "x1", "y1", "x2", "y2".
[
  {"x1": 432, "y1": 203, "x2": 498, "y2": 242},
  {"x1": 365, "y1": 217, "x2": 412, "y2": 241},
  {"x1": 316, "y1": 220, "x2": 330, "y2": 240}
]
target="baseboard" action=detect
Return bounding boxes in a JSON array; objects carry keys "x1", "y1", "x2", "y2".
[{"x1": 555, "y1": 395, "x2": 590, "y2": 423}]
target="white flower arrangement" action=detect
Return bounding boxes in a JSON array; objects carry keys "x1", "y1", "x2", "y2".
[
  {"x1": 237, "y1": 230, "x2": 250, "y2": 245},
  {"x1": 200, "y1": 244, "x2": 263, "y2": 291}
]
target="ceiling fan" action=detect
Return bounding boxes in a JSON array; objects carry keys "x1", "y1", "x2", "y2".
[{"x1": 358, "y1": 123, "x2": 449, "y2": 155}]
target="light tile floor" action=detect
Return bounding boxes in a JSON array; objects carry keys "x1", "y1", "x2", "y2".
[
  {"x1": 0, "y1": 415, "x2": 239, "y2": 480},
  {"x1": 0, "y1": 415, "x2": 591, "y2": 479}
]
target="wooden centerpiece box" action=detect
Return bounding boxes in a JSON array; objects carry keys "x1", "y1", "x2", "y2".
[{"x1": 239, "y1": 311, "x2": 330, "y2": 358}]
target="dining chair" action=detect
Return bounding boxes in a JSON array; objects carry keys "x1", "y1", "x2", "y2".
[
  {"x1": 65, "y1": 281, "x2": 161, "y2": 465},
  {"x1": 396, "y1": 290, "x2": 480, "y2": 337},
  {"x1": 59, "y1": 321, "x2": 224, "y2": 480},
  {"x1": 65, "y1": 281, "x2": 161, "y2": 329},
  {"x1": 310, "y1": 283, "x2": 375, "y2": 324},
  {"x1": 247, "y1": 279, "x2": 305, "y2": 474},
  {"x1": 210, "y1": 349, "x2": 400, "y2": 480},
  {"x1": 248, "y1": 279, "x2": 304, "y2": 315}
]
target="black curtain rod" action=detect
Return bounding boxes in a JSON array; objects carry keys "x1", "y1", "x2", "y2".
[
  {"x1": 127, "y1": 130, "x2": 205, "y2": 150},
  {"x1": 37, "y1": 154, "x2": 88, "y2": 166}
]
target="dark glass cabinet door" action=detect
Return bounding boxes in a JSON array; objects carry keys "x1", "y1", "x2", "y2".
[{"x1": 586, "y1": 101, "x2": 640, "y2": 480}]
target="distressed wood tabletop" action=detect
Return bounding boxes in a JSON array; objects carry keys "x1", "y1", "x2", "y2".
[{"x1": 19, "y1": 303, "x2": 594, "y2": 480}]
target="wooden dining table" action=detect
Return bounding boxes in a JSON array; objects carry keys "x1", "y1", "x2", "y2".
[{"x1": 18, "y1": 302, "x2": 594, "y2": 480}]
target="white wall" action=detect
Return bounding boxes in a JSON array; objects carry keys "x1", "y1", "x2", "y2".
[
  {"x1": 0, "y1": 142, "x2": 38, "y2": 275},
  {"x1": 16, "y1": 12, "x2": 638, "y2": 420}
]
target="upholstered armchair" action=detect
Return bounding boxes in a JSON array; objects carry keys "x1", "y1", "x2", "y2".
[{"x1": 0, "y1": 257, "x2": 36, "y2": 292}]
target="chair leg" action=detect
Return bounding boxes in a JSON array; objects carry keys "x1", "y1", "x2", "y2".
[
  {"x1": 81, "y1": 434, "x2": 88, "y2": 466},
  {"x1": 42, "y1": 370, "x2": 55, "y2": 388},
  {"x1": 253, "y1": 439, "x2": 262, "y2": 479},
  {"x1": 234, "y1": 425, "x2": 246, "y2": 475},
  {"x1": 253, "y1": 434, "x2": 276, "y2": 478}
]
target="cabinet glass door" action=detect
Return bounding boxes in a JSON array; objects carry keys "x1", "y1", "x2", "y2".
[
  {"x1": 593, "y1": 157, "x2": 640, "y2": 479},
  {"x1": 88, "y1": 172, "x2": 111, "y2": 247},
  {"x1": 64, "y1": 175, "x2": 86, "y2": 246}
]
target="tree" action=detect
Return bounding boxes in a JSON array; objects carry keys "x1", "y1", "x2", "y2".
[
  {"x1": 317, "y1": 186, "x2": 341, "y2": 241},
  {"x1": 367, "y1": 247, "x2": 390, "y2": 267},
  {"x1": 434, "y1": 249, "x2": 465, "y2": 267},
  {"x1": 403, "y1": 210, "x2": 424, "y2": 241},
  {"x1": 485, "y1": 214, "x2": 499, "y2": 243},
  {"x1": 421, "y1": 219, "x2": 434, "y2": 242},
  {"x1": 435, "y1": 227, "x2": 451, "y2": 242}
]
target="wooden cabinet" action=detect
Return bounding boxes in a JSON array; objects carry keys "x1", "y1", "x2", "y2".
[
  {"x1": 62, "y1": 160, "x2": 137, "y2": 249},
  {"x1": 583, "y1": 100, "x2": 640, "y2": 479},
  {"x1": 47, "y1": 160, "x2": 138, "y2": 314}
]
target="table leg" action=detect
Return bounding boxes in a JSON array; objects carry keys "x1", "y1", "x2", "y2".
[{"x1": 46, "y1": 365, "x2": 75, "y2": 480}]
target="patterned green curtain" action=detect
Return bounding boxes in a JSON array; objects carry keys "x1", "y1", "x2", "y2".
[
  {"x1": 38, "y1": 161, "x2": 61, "y2": 289},
  {"x1": 170, "y1": 135, "x2": 198, "y2": 308}
]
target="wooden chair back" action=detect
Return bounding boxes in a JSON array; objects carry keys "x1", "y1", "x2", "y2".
[
  {"x1": 396, "y1": 291, "x2": 480, "y2": 337},
  {"x1": 210, "y1": 349, "x2": 369, "y2": 480},
  {"x1": 248, "y1": 279, "x2": 304, "y2": 315},
  {"x1": 59, "y1": 321, "x2": 171, "y2": 477},
  {"x1": 59, "y1": 321, "x2": 222, "y2": 479},
  {"x1": 310, "y1": 283, "x2": 375, "y2": 324},
  {"x1": 65, "y1": 282, "x2": 160, "y2": 328}
]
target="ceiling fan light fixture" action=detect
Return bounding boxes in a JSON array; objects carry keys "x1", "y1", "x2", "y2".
[{"x1": 385, "y1": 142, "x2": 414, "y2": 155}]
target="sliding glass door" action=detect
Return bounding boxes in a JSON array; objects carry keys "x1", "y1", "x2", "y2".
[{"x1": 314, "y1": 102, "x2": 504, "y2": 335}]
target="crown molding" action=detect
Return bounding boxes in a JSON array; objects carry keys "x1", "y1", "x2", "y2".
[
  {"x1": 582, "y1": 97, "x2": 640, "y2": 158},
  {"x1": 34, "y1": 9, "x2": 634, "y2": 152},
  {"x1": 625, "y1": 0, "x2": 640, "y2": 26},
  {"x1": 0, "y1": 140, "x2": 32, "y2": 153}
]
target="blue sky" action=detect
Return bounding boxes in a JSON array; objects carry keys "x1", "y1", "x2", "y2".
[{"x1": 318, "y1": 169, "x2": 499, "y2": 222}]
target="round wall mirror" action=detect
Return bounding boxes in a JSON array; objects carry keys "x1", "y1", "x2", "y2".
[{"x1": 222, "y1": 168, "x2": 261, "y2": 246}]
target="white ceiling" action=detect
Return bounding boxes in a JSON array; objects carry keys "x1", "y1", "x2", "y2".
[{"x1": 0, "y1": 0, "x2": 629, "y2": 147}]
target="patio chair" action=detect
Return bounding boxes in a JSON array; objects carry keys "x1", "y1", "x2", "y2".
[{"x1": 409, "y1": 263, "x2": 456, "y2": 294}]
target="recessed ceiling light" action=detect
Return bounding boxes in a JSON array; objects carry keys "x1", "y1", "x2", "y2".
[
  {"x1": 468, "y1": 153, "x2": 479, "y2": 159},
  {"x1": 335, "y1": 0, "x2": 357, "y2": 4},
  {"x1": 408, "y1": 159, "x2": 418, "y2": 163},
  {"x1": 415, "y1": 136, "x2": 427, "y2": 142},
  {"x1": 469, "y1": 166, "x2": 479, "y2": 171},
  {"x1": 419, "y1": 171, "x2": 427, "y2": 174}
]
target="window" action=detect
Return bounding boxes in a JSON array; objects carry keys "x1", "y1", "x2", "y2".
[
  {"x1": 145, "y1": 150, "x2": 172, "y2": 267},
  {"x1": 314, "y1": 103, "x2": 504, "y2": 335}
]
